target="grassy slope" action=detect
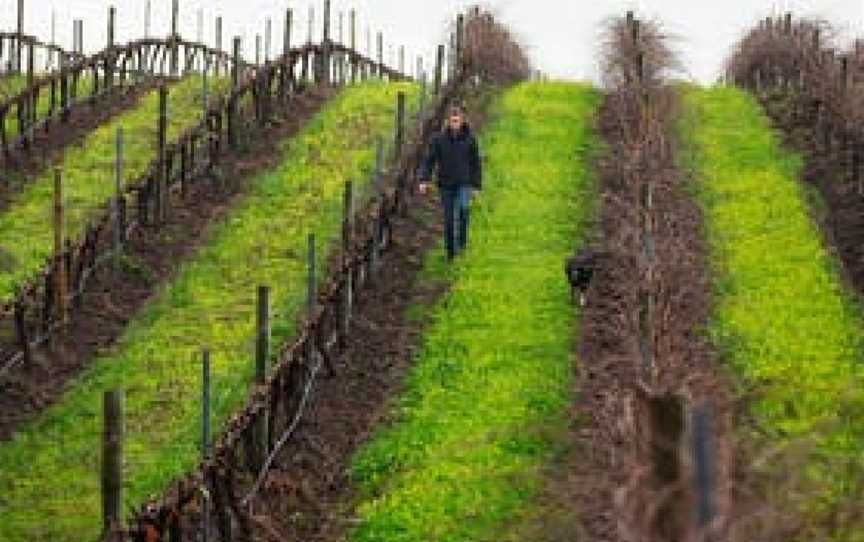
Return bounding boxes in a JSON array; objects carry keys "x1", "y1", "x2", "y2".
[
  {"x1": 0, "y1": 75, "x2": 28, "y2": 100},
  {"x1": 0, "y1": 80, "x2": 418, "y2": 542},
  {"x1": 0, "y1": 75, "x2": 229, "y2": 303},
  {"x1": 683, "y1": 86, "x2": 864, "y2": 517},
  {"x1": 349, "y1": 82, "x2": 599, "y2": 542}
]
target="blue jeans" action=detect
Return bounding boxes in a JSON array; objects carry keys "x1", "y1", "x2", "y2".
[{"x1": 439, "y1": 185, "x2": 472, "y2": 259}]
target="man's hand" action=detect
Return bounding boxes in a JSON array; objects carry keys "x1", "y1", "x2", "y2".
[{"x1": 418, "y1": 181, "x2": 429, "y2": 195}]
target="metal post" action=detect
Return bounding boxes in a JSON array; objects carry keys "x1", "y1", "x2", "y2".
[
  {"x1": 254, "y1": 285, "x2": 270, "y2": 471},
  {"x1": 158, "y1": 85, "x2": 168, "y2": 222},
  {"x1": 201, "y1": 348, "x2": 211, "y2": 540},
  {"x1": 54, "y1": 169, "x2": 68, "y2": 326},
  {"x1": 114, "y1": 127, "x2": 124, "y2": 271},
  {"x1": 395, "y1": 91, "x2": 406, "y2": 158},
  {"x1": 398, "y1": 45, "x2": 405, "y2": 75},
  {"x1": 308, "y1": 6, "x2": 314, "y2": 44},
  {"x1": 101, "y1": 390, "x2": 124, "y2": 535},
  {"x1": 255, "y1": 34, "x2": 261, "y2": 65},
  {"x1": 692, "y1": 404, "x2": 715, "y2": 534},
  {"x1": 215, "y1": 17, "x2": 223, "y2": 76}
]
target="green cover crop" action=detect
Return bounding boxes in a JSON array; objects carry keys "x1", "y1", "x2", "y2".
[
  {"x1": 0, "y1": 79, "x2": 417, "y2": 542},
  {"x1": 349, "y1": 82, "x2": 600, "y2": 542},
  {"x1": 683, "y1": 86, "x2": 864, "y2": 528},
  {"x1": 0, "y1": 75, "x2": 229, "y2": 303}
]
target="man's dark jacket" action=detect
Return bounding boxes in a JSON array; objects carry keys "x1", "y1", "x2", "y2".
[{"x1": 418, "y1": 123, "x2": 483, "y2": 189}]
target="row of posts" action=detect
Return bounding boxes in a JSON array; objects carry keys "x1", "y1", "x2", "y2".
[
  {"x1": 15, "y1": 0, "x2": 443, "y2": 359},
  {"x1": 4, "y1": 0, "x2": 465, "y2": 90},
  {"x1": 97, "y1": 88, "x2": 408, "y2": 537},
  {"x1": 623, "y1": 10, "x2": 716, "y2": 540}
]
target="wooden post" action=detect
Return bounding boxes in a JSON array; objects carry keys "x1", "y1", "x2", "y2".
[
  {"x1": 229, "y1": 37, "x2": 240, "y2": 150},
  {"x1": 144, "y1": 0, "x2": 151, "y2": 38},
  {"x1": 255, "y1": 34, "x2": 261, "y2": 65},
  {"x1": 16, "y1": 0, "x2": 23, "y2": 74},
  {"x1": 158, "y1": 85, "x2": 168, "y2": 222},
  {"x1": 338, "y1": 10, "x2": 344, "y2": 83},
  {"x1": 692, "y1": 404, "x2": 715, "y2": 535},
  {"x1": 366, "y1": 26, "x2": 371, "y2": 57},
  {"x1": 456, "y1": 13, "x2": 464, "y2": 74},
  {"x1": 170, "y1": 0, "x2": 179, "y2": 77},
  {"x1": 341, "y1": 181, "x2": 354, "y2": 338},
  {"x1": 265, "y1": 18, "x2": 272, "y2": 63},
  {"x1": 370, "y1": 137, "x2": 385, "y2": 270},
  {"x1": 307, "y1": 232, "x2": 317, "y2": 362},
  {"x1": 350, "y1": 9, "x2": 357, "y2": 82},
  {"x1": 253, "y1": 285, "x2": 270, "y2": 471},
  {"x1": 256, "y1": 285, "x2": 271, "y2": 382},
  {"x1": 201, "y1": 348, "x2": 211, "y2": 542},
  {"x1": 377, "y1": 32, "x2": 383, "y2": 77},
  {"x1": 101, "y1": 390, "x2": 124, "y2": 535},
  {"x1": 284, "y1": 9, "x2": 292, "y2": 56},
  {"x1": 54, "y1": 169, "x2": 68, "y2": 326},
  {"x1": 434, "y1": 44, "x2": 444, "y2": 94},
  {"x1": 107, "y1": 6, "x2": 116, "y2": 89},
  {"x1": 215, "y1": 17, "x2": 223, "y2": 75},
  {"x1": 48, "y1": 9, "x2": 56, "y2": 70},
  {"x1": 395, "y1": 91, "x2": 406, "y2": 159},
  {"x1": 114, "y1": 127, "x2": 124, "y2": 270},
  {"x1": 321, "y1": 0, "x2": 332, "y2": 84},
  {"x1": 448, "y1": 32, "x2": 456, "y2": 82},
  {"x1": 418, "y1": 70, "x2": 427, "y2": 120},
  {"x1": 26, "y1": 42, "x2": 33, "y2": 142}
]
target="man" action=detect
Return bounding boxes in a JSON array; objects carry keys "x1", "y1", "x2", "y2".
[{"x1": 417, "y1": 105, "x2": 483, "y2": 261}]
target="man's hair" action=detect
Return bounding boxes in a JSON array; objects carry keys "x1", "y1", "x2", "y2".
[{"x1": 448, "y1": 104, "x2": 465, "y2": 118}]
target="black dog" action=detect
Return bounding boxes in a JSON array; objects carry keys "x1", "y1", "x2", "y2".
[{"x1": 565, "y1": 248, "x2": 597, "y2": 307}]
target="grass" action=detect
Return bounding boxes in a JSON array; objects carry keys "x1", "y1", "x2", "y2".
[
  {"x1": 0, "y1": 80, "x2": 418, "y2": 541},
  {"x1": 682, "y1": 86, "x2": 864, "y2": 529},
  {"x1": 1, "y1": 75, "x2": 109, "y2": 137},
  {"x1": 348, "y1": 82, "x2": 600, "y2": 542},
  {"x1": 0, "y1": 75, "x2": 28, "y2": 100},
  {"x1": 0, "y1": 74, "x2": 230, "y2": 304}
]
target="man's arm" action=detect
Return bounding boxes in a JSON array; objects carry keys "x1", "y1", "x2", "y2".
[
  {"x1": 469, "y1": 136, "x2": 483, "y2": 190},
  {"x1": 418, "y1": 134, "x2": 440, "y2": 183}
]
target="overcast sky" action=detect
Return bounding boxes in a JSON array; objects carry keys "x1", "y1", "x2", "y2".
[{"x1": 3, "y1": 1, "x2": 864, "y2": 83}]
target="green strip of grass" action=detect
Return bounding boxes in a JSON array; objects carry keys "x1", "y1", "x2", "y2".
[
  {"x1": 0, "y1": 75, "x2": 230, "y2": 303},
  {"x1": 348, "y1": 82, "x2": 599, "y2": 542},
  {"x1": 682, "y1": 86, "x2": 864, "y2": 517},
  {"x1": 0, "y1": 80, "x2": 418, "y2": 542},
  {"x1": 0, "y1": 75, "x2": 28, "y2": 100}
]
